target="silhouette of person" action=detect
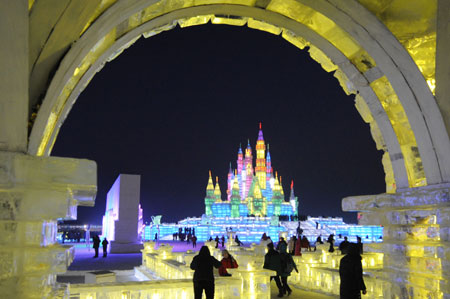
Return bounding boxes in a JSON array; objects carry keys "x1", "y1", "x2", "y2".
[
  {"x1": 339, "y1": 243, "x2": 367, "y2": 298},
  {"x1": 192, "y1": 235, "x2": 197, "y2": 248},
  {"x1": 221, "y1": 235, "x2": 225, "y2": 248},
  {"x1": 102, "y1": 237, "x2": 109, "y2": 257},
  {"x1": 92, "y1": 235, "x2": 100, "y2": 258},
  {"x1": 279, "y1": 242, "x2": 298, "y2": 296},
  {"x1": 190, "y1": 246, "x2": 222, "y2": 299},
  {"x1": 276, "y1": 237, "x2": 288, "y2": 251},
  {"x1": 215, "y1": 236, "x2": 219, "y2": 248},
  {"x1": 356, "y1": 236, "x2": 364, "y2": 254},
  {"x1": 263, "y1": 242, "x2": 284, "y2": 297},
  {"x1": 339, "y1": 236, "x2": 350, "y2": 255},
  {"x1": 327, "y1": 234, "x2": 335, "y2": 253}
]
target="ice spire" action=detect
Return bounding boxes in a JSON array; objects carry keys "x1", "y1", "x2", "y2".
[
  {"x1": 289, "y1": 180, "x2": 299, "y2": 216},
  {"x1": 243, "y1": 138, "x2": 253, "y2": 199},
  {"x1": 204, "y1": 171, "x2": 215, "y2": 216},
  {"x1": 206, "y1": 170, "x2": 214, "y2": 190},
  {"x1": 255, "y1": 122, "x2": 267, "y2": 190},
  {"x1": 230, "y1": 173, "x2": 241, "y2": 217},
  {"x1": 271, "y1": 171, "x2": 283, "y2": 216},
  {"x1": 266, "y1": 144, "x2": 272, "y2": 177},
  {"x1": 237, "y1": 144, "x2": 244, "y2": 175},
  {"x1": 290, "y1": 180, "x2": 295, "y2": 199},
  {"x1": 214, "y1": 176, "x2": 222, "y2": 202},
  {"x1": 227, "y1": 162, "x2": 234, "y2": 201}
]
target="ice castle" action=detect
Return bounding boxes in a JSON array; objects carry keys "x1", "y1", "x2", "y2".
[
  {"x1": 206, "y1": 123, "x2": 298, "y2": 218},
  {"x1": 144, "y1": 124, "x2": 383, "y2": 243}
]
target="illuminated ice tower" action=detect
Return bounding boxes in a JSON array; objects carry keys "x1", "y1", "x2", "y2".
[
  {"x1": 264, "y1": 144, "x2": 274, "y2": 200},
  {"x1": 247, "y1": 176, "x2": 267, "y2": 216},
  {"x1": 289, "y1": 180, "x2": 299, "y2": 216},
  {"x1": 271, "y1": 172, "x2": 283, "y2": 216},
  {"x1": 230, "y1": 174, "x2": 241, "y2": 217},
  {"x1": 255, "y1": 123, "x2": 267, "y2": 190},
  {"x1": 242, "y1": 140, "x2": 254, "y2": 200},
  {"x1": 226, "y1": 163, "x2": 233, "y2": 201},
  {"x1": 214, "y1": 176, "x2": 222, "y2": 202},
  {"x1": 205, "y1": 171, "x2": 215, "y2": 216}
]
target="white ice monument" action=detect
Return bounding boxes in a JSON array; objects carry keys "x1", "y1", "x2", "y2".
[{"x1": 102, "y1": 174, "x2": 143, "y2": 253}]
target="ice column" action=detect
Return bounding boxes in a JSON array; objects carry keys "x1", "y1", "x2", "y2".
[
  {"x1": 103, "y1": 174, "x2": 143, "y2": 253},
  {"x1": 342, "y1": 184, "x2": 450, "y2": 298},
  {"x1": 0, "y1": 151, "x2": 97, "y2": 298}
]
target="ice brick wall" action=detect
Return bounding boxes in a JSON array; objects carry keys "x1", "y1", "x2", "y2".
[{"x1": 0, "y1": 152, "x2": 96, "y2": 298}]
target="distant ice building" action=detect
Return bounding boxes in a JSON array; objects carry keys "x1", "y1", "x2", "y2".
[
  {"x1": 206, "y1": 123, "x2": 298, "y2": 218},
  {"x1": 143, "y1": 124, "x2": 383, "y2": 243}
]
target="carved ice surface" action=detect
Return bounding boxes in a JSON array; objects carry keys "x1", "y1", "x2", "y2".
[
  {"x1": 0, "y1": 152, "x2": 96, "y2": 298},
  {"x1": 343, "y1": 184, "x2": 449, "y2": 298}
]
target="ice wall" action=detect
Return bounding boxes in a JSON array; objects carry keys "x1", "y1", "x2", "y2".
[{"x1": 0, "y1": 151, "x2": 96, "y2": 298}]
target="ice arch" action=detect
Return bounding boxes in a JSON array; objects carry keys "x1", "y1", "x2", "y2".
[{"x1": 27, "y1": 0, "x2": 450, "y2": 193}]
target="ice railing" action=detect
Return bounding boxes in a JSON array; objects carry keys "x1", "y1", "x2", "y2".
[{"x1": 139, "y1": 241, "x2": 385, "y2": 298}]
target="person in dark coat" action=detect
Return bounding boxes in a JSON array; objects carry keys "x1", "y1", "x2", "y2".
[
  {"x1": 276, "y1": 237, "x2": 288, "y2": 251},
  {"x1": 102, "y1": 237, "x2": 109, "y2": 257},
  {"x1": 263, "y1": 242, "x2": 284, "y2": 297},
  {"x1": 327, "y1": 234, "x2": 335, "y2": 253},
  {"x1": 279, "y1": 242, "x2": 299, "y2": 296},
  {"x1": 339, "y1": 243, "x2": 367, "y2": 298},
  {"x1": 190, "y1": 246, "x2": 222, "y2": 299},
  {"x1": 215, "y1": 236, "x2": 219, "y2": 248},
  {"x1": 339, "y1": 237, "x2": 350, "y2": 255},
  {"x1": 356, "y1": 236, "x2": 363, "y2": 254},
  {"x1": 92, "y1": 235, "x2": 100, "y2": 258}
]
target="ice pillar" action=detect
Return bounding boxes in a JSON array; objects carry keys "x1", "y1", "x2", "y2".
[
  {"x1": 104, "y1": 174, "x2": 143, "y2": 253},
  {"x1": 0, "y1": 151, "x2": 97, "y2": 298}
]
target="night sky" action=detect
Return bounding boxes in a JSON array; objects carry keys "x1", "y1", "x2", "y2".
[{"x1": 51, "y1": 23, "x2": 385, "y2": 225}]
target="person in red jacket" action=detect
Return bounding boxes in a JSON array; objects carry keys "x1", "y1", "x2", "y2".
[{"x1": 219, "y1": 250, "x2": 238, "y2": 276}]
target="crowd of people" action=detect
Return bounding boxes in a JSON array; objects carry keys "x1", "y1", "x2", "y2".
[{"x1": 189, "y1": 232, "x2": 367, "y2": 299}]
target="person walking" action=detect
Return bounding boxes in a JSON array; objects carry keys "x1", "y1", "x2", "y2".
[
  {"x1": 339, "y1": 243, "x2": 367, "y2": 298},
  {"x1": 192, "y1": 235, "x2": 197, "y2": 248},
  {"x1": 276, "y1": 237, "x2": 288, "y2": 251},
  {"x1": 215, "y1": 236, "x2": 219, "y2": 248},
  {"x1": 327, "y1": 234, "x2": 335, "y2": 253},
  {"x1": 102, "y1": 237, "x2": 109, "y2": 257},
  {"x1": 92, "y1": 235, "x2": 100, "y2": 258},
  {"x1": 221, "y1": 235, "x2": 225, "y2": 248},
  {"x1": 219, "y1": 249, "x2": 238, "y2": 276},
  {"x1": 279, "y1": 243, "x2": 299, "y2": 296},
  {"x1": 263, "y1": 242, "x2": 284, "y2": 297},
  {"x1": 190, "y1": 246, "x2": 222, "y2": 299}
]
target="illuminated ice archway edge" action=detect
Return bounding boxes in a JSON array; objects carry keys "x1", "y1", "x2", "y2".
[{"x1": 28, "y1": 0, "x2": 450, "y2": 192}]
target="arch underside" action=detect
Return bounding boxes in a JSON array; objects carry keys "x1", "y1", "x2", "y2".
[{"x1": 28, "y1": 0, "x2": 450, "y2": 192}]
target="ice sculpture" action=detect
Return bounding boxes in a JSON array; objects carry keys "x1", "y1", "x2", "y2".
[{"x1": 102, "y1": 174, "x2": 143, "y2": 253}]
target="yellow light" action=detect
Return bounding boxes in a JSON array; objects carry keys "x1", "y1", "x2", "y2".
[{"x1": 427, "y1": 78, "x2": 436, "y2": 94}]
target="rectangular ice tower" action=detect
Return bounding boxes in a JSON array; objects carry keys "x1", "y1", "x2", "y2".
[{"x1": 102, "y1": 174, "x2": 143, "y2": 253}]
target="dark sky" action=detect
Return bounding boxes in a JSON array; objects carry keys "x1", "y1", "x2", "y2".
[{"x1": 52, "y1": 23, "x2": 385, "y2": 225}]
